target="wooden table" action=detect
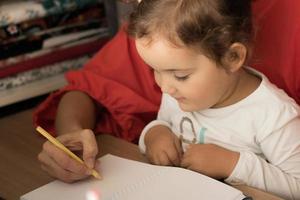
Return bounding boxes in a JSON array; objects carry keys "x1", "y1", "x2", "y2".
[{"x1": 0, "y1": 109, "x2": 283, "y2": 200}]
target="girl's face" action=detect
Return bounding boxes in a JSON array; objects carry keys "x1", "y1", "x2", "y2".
[{"x1": 136, "y1": 37, "x2": 237, "y2": 112}]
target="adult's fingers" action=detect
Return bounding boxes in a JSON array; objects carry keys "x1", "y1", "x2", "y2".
[
  {"x1": 79, "y1": 130, "x2": 98, "y2": 169},
  {"x1": 41, "y1": 140, "x2": 90, "y2": 176},
  {"x1": 38, "y1": 148, "x2": 88, "y2": 182},
  {"x1": 56, "y1": 130, "x2": 98, "y2": 169}
]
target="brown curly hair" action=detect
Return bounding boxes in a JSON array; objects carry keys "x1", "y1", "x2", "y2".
[{"x1": 127, "y1": 0, "x2": 253, "y2": 67}]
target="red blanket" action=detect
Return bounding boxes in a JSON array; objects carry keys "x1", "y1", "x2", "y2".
[
  {"x1": 251, "y1": 0, "x2": 300, "y2": 104},
  {"x1": 33, "y1": 27, "x2": 162, "y2": 142}
]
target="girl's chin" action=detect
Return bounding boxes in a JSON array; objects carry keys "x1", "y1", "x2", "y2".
[
  {"x1": 178, "y1": 103, "x2": 195, "y2": 112},
  {"x1": 178, "y1": 102, "x2": 207, "y2": 112}
]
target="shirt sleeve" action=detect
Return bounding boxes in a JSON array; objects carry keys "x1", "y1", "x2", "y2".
[
  {"x1": 139, "y1": 94, "x2": 175, "y2": 153},
  {"x1": 225, "y1": 118, "x2": 300, "y2": 200}
]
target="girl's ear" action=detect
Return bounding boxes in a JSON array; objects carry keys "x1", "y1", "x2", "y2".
[{"x1": 223, "y1": 43, "x2": 247, "y2": 72}]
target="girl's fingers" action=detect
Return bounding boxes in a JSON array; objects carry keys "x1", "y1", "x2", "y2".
[
  {"x1": 173, "y1": 137, "x2": 183, "y2": 165},
  {"x1": 165, "y1": 147, "x2": 180, "y2": 166},
  {"x1": 157, "y1": 151, "x2": 172, "y2": 166}
]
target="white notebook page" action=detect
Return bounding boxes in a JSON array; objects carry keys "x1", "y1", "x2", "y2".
[{"x1": 21, "y1": 154, "x2": 246, "y2": 200}]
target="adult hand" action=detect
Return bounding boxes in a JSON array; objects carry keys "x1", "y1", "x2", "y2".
[
  {"x1": 181, "y1": 143, "x2": 239, "y2": 179},
  {"x1": 145, "y1": 125, "x2": 183, "y2": 166},
  {"x1": 38, "y1": 129, "x2": 98, "y2": 183}
]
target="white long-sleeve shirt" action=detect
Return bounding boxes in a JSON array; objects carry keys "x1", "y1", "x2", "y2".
[{"x1": 139, "y1": 70, "x2": 300, "y2": 200}]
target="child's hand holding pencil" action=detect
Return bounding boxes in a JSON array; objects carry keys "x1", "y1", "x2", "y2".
[{"x1": 36, "y1": 126, "x2": 101, "y2": 182}]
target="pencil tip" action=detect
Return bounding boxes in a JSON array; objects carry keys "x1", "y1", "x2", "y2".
[{"x1": 92, "y1": 170, "x2": 102, "y2": 180}]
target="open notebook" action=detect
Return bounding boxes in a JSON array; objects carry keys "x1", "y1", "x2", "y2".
[{"x1": 21, "y1": 154, "x2": 248, "y2": 200}]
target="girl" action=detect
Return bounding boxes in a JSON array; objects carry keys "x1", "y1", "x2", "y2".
[{"x1": 127, "y1": 0, "x2": 300, "y2": 199}]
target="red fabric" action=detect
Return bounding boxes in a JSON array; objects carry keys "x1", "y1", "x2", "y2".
[
  {"x1": 251, "y1": 0, "x2": 300, "y2": 104},
  {"x1": 34, "y1": 0, "x2": 300, "y2": 141},
  {"x1": 33, "y1": 27, "x2": 162, "y2": 142}
]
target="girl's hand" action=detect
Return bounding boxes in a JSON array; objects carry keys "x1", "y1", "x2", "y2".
[
  {"x1": 145, "y1": 125, "x2": 183, "y2": 166},
  {"x1": 37, "y1": 129, "x2": 99, "y2": 183},
  {"x1": 181, "y1": 144, "x2": 239, "y2": 179}
]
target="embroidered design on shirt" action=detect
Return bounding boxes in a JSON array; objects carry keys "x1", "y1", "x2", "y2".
[
  {"x1": 198, "y1": 127, "x2": 207, "y2": 144},
  {"x1": 179, "y1": 116, "x2": 197, "y2": 144}
]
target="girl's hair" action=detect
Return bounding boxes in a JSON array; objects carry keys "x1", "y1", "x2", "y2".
[{"x1": 127, "y1": 0, "x2": 253, "y2": 66}]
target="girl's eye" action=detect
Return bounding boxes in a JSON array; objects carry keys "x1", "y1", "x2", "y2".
[{"x1": 174, "y1": 74, "x2": 189, "y2": 81}]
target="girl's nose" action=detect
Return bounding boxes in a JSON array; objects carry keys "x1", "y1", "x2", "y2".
[
  {"x1": 155, "y1": 72, "x2": 177, "y2": 95},
  {"x1": 160, "y1": 81, "x2": 177, "y2": 95}
]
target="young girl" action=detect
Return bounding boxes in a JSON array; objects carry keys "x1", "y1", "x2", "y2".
[{"x1": 127, "y1": 0, "x2": 300, "y2": 199}]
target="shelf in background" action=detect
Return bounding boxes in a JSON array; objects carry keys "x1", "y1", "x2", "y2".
[
  {"x1": 0, "y1": 74, "x2": 66, "y2": 108},
  {"x1": 0, "y1": 0, "x2": 119, "y2": 111}
]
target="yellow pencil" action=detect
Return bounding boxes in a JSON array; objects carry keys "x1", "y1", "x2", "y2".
[{"x1": 36, "y1": 126, "x2": 101, "y2": 179}]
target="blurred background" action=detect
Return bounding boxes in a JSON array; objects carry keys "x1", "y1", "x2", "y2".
[{"x1": 0, "y1": 0, "x2": 134, "y2": 116}]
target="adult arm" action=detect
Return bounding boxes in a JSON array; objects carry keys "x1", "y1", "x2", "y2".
[
  {"x1": 55, "y1": 91, "x2": 97, "y2": 135},
  {"x1": 38, "y1": 91, "x2": 99, "y2": 182}
]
